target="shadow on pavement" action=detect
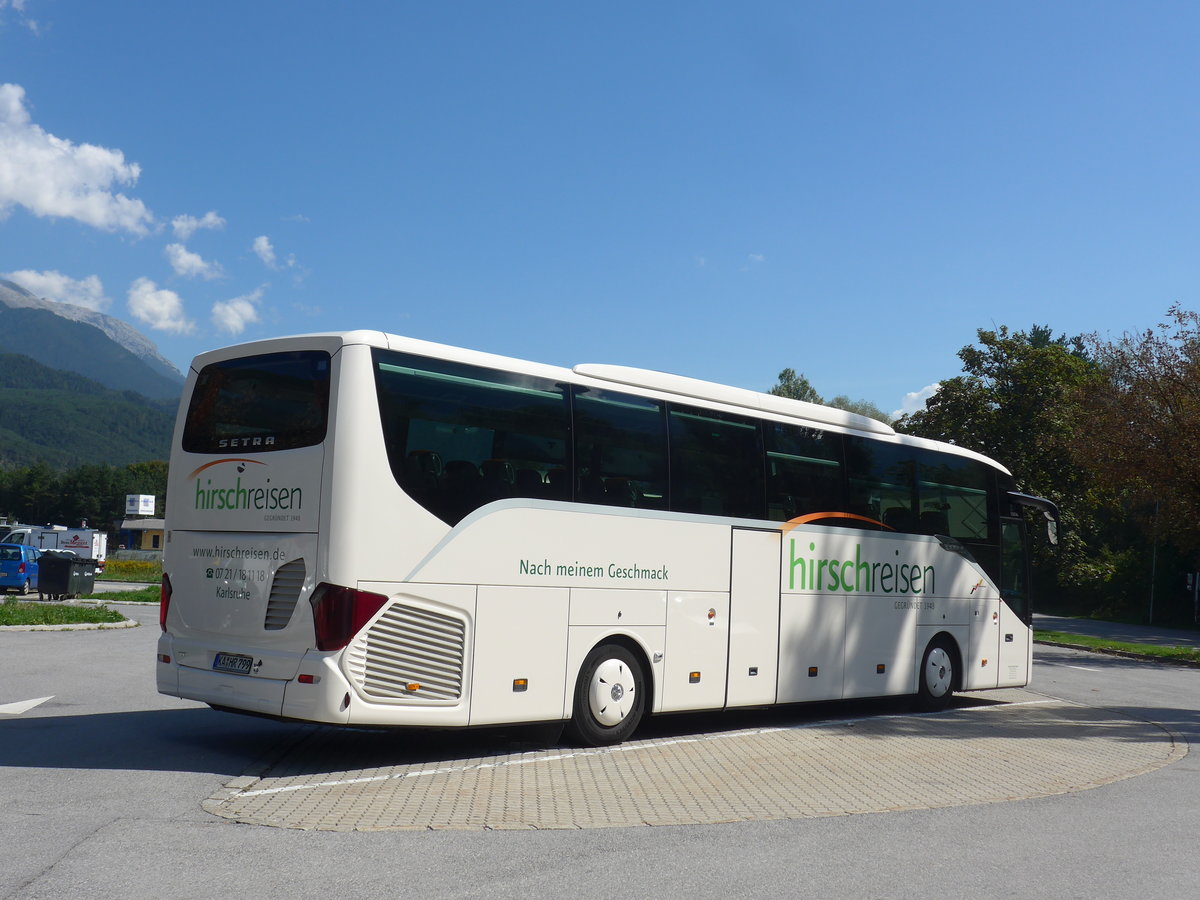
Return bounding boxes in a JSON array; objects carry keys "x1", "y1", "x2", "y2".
[{"x1": 1, "y1": 685, "x2": 1189, "y2": 781}]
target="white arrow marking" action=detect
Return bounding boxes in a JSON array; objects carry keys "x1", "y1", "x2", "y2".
[{"x1": 0, "y1": 696, "x2": 54, "y2": 715}]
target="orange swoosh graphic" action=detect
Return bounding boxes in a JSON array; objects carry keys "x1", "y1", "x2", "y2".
[
  {"x1": 188, "y1": 458, "x2": 267, "y2": 480},
  {"x1": 781, "y1": 512, "x2": 892, "y2": 532}
]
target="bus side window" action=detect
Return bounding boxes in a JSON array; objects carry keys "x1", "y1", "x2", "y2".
[
  {"x1": 846, "y1": 438, "x2": 915, "y2": 532},
  {"x1": 764, "y1": 423, "x2": 844, "y2": 523},
  {"x1": 375, "y1": 351, "x2": 570, "y2": 524},
  {"x1": 573, "y1": 387, "x2": 668, "y2": 511},
  {"x1": 915, "y1": 451, "x2": 996, "y2": 542},
  {"x1": 669, "y1": 406, "x2": 764, "y2": 519}
]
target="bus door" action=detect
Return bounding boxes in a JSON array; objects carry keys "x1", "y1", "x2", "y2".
[
  {"x1": 726, "y1": 527, "x2": 781, "y2": 707},
  {"x1": 997, "y1": 518, "x2": 1033, "y2": 687}
]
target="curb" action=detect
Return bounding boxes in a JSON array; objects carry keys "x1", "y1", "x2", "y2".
[
  {"x1": 0, "y1": 617, "x2": 139, "y2": 632},
  {"x1": 1035, "y1": 638, "x2": 1200, "y2": 668},
  {"x1": 0, "y1": 598, "x2": 140, "y2": 632}
]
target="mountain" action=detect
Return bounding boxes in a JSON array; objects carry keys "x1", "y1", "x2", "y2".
[
  {"x1": 0, "y1": 279, "x2": 184, "y2": 400},
  {"x1": 0, "y1": 353, "x2": 174, "y2": 468}
]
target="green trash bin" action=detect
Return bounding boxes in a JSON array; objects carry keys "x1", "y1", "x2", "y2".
[{"x1": 38, "y1": 552, "x2": 96, "y2": 601}]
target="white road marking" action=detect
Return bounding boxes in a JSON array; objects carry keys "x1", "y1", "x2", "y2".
[
  {"x1": 1040, "y1": 660, "x2": 1103, "y2": 672},
  {"x1": 0, "y1": 696, "x2": 54, "y2": 715}
]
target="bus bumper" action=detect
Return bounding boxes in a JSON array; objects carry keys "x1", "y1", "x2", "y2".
[{"x1": 157, "y1": 631, "x2": 290, "y2": 718}]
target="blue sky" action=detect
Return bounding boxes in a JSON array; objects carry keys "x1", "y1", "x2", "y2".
[{"x1": 2, "y1": 1, "x2": 1197, "y2": 417}]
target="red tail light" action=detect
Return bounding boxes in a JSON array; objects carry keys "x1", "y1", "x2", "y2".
[
  {"x1": 17, "y1": 562, "x2": 25, "y2": 574},
  {"x1": 309, "y1": 583, "x2": 388, "y2": 651},
  {"x1": 160, "y1": 573, "x2": 172, "y2": 632}
]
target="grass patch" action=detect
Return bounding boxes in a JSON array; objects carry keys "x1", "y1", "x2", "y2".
[
  {"x1": 80, "y1": 585, "x2": 160, "y2": 603},
  {"x1": 97, "y1": 559, "x2": 161, "y2": 583},
  {"x1": 1035, "y1": 629, "x2": 1200, "y2": 665},
  {"x1": 0, "y1": 601, "x2": 126, "y2": 626}
]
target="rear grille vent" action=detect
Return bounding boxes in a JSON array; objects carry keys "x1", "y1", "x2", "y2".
[
  {"x1": 345, "y1": 603, "x2": 466, "y2": 701},
  {"x1": 263, "y1": 559, "x2": 306, "y2": 630}
]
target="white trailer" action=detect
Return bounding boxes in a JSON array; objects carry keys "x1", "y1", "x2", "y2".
[{"x1": 0, "y1": 525, "x2": 108, "y2": 571}]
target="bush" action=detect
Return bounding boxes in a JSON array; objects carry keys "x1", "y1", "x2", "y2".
[{"x1": 99, "y1": 559, "x2": 162, "y2": 582}]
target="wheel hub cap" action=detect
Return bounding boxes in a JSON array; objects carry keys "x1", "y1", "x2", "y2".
[
  {"x1": 926, "y1": 648, "x2": 952, "y2": 696},
  {"x1": 589, "y1": 658, "x2": 636, "y2": 727}
]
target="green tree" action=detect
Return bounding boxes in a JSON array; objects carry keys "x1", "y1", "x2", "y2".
[
  {"x1": 60, "y1": 464, "x2": 122, "y2": 528},
  {"x1": 897, "y1": 325, "x2": 1093, "y2": 498},
  {"x1": 769, "y1": 368, "x2": 822, "y2": 403},
  {"x1": 1071, "y1": 305, "x2": 1200, "y2": 556},
  {"x1": 0, "y1": 459, "x2": 169, "y2": 533},
  {"x1": 122, "y1": 460, "x2": 169, "y2": 520},
  {"x1": 769, "y1": 369, "x2": 892, "y2": 423},
  {"x1": 826, "y1": 395, "x2": 892, "y2": 424},
  {"x1": 896, "y1": 325, "x2": 1109, "y2": 610},
  {"x1": 17, "y1": 461, "x2": 62, "y2": 524}
]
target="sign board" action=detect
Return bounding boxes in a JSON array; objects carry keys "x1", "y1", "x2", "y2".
[{"x1": 126, "y1": 494, "x2": 156, "y2": 516}]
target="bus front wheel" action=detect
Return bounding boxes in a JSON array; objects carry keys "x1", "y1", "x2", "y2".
[
  {"x1": 567, "y1": 643, "x2": 646, "y2": 747},
  {"x1": 915, "y1": 638, "x2": 956, "y2": 712}
]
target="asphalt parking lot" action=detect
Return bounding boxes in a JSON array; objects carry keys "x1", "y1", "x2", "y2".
[
  {"x1": 3, "y1": 602, "x2": 1186, "y2": 833},
  {"x1": 4, "y1": 605, "x2": 1198, "y2": 898}
]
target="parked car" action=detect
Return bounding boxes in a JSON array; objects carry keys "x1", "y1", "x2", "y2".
[{"x1": 0, "y1": 543, "x2": 40, "y2": 594}]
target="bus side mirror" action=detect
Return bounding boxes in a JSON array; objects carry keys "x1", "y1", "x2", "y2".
[{"x1": 1045, "y1": 514, "x2": 1059, "y2": 546}]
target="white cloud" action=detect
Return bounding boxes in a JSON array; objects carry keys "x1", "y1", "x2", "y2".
[
  {"x1": 171, "y1": 210, "x2": 225, "y2": 240},
  {"x1": 2, "y1": 269, "x2": 110, "y2": 310},
  {"x1": 893, "y1": 383, "x2": 940, "y2": 420},
  {"x1": 252, "y1": 234, "x2": 277, "y2": 268},
  {"x1": 127, "y1": 277, "x2": 193, "y2": 334},
  {"x1": 748, "y1": 253, "x2": 765, "y2": 264},
  {"x1": 0, "y1": 83, "x2": 153, "y2": 234},
  {"x1": 165, "y1": 242, "x2": 222, "y2": 280},
  {"x1": 0, "y1": 1, "x2": 38, "y2": 33},
  {"x1": 252, "y1": 234, "x2": 298, "y2": 271},
  {"x1": 211, "y1": 288, "x2": 264, "y2": 336}
]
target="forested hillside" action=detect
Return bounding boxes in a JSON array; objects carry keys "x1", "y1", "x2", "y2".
[
  {"x1": 0, "y1": 302, "x2": 183, "y2": 401},
  {"x1": 0, "y1": 353, "x2": 175, "y2": 468}
]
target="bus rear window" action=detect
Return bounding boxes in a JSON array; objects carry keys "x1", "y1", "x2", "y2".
[{"x1": 182, "y1": 351, "x2": 331, "y2": 453}]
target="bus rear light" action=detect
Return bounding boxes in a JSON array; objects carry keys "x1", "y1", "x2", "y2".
[
  {"x1": 309, "y1": 583, "x2": 388, "y2": 651},
  {"x1": 160, "y1": 574, "x2": 172, "y2": 632},
  {"x1": 298, "y1": 673, "x2": 320, "y2": 684},
  {"x1": 405, "y1": 682, "x2": 421, "y2": 692},
  {"x1": 158, "y1": 654, "x2": 171, "y2": 664}
]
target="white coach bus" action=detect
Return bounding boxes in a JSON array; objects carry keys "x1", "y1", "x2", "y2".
[{"x1": 157, "y1": 331, "x2": 1058, "y2": 745}]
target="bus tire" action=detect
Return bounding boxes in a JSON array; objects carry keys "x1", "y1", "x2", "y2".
[
  {"x1": 567, "y1": 643, "x2": 646, "y2": 747},
  {"x1": 915, "y1": 637, "x2": 956, "y2": 712}
]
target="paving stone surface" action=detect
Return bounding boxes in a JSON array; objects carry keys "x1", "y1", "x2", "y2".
[{"x1": 203, "y1": 690, "x2": 1185, "y2": 831}]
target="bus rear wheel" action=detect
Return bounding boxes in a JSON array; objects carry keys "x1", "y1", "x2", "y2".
[
  {"x1": 567, "y1": 643, "x2": 646, "y2": 747},
  {"x1": 915, "y1": 638, "x2": 956, "y2": 711}
]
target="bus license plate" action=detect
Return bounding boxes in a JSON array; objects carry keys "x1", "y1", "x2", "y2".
[{"x1": 213, "y1": 652, "x2": 254, "y2": 675}]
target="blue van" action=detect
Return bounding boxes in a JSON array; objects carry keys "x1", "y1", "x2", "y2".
[{"x1": 0, "y1": 543, "x2": 40, "y2": 594}]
